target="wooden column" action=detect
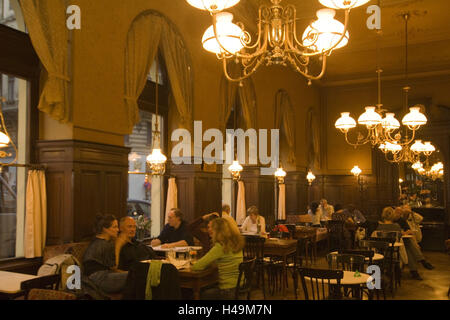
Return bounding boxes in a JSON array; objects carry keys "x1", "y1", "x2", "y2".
[
  {"x1": 37, "y1": 140, "x2": 130, "y2": 245},
  {"x1": 168, "y1": 162, "x2": 222, "y2": 223}
]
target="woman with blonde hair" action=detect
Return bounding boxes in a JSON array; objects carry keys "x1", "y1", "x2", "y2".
[{"x1": 191, "y1": 218, "x2": 244, "y2": 299}]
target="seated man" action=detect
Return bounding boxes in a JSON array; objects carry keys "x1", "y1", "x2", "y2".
[
  {"x1": 116, "y1": 217, "x2": 158, "y2": 271},
  {"x1": 221, "y1": 204, "x2": 239, "y2": 228},
  {"x1": 151, "y1": 208, "x2": 194, "y2": 248},
  {"x1": 319, "y1": 198, "x2": 334, "y2": 224}
]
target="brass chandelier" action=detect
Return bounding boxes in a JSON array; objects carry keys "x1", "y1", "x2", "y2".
[
  {"x1": 186, "y1": 0, "x2": 371, "y2": 84},
  {"x1": 335, "y1": 13, "x2": 434, "y2": 164}
]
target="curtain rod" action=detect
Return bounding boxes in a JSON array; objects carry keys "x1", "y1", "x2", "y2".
[{"x1": 0, "y1": 163, "x2": 47, "y2": 170}]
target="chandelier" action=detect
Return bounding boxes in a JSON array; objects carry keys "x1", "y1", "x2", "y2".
[
  {"x1": 0, "y1": 96, "x2": 17, "y2": 169},
  {"x1": 412, "y1": 160, "x2": 444, "y2": 181},
  {"x1": 186, "y1": 0, "x2": 371, "y2": 84},
  {"x1": 146, "y1": 55, "x2": 167, "y2": 176}
]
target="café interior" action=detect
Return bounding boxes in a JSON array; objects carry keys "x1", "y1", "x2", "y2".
[{"x1": 0, "y1": 0, "x2": 449, "y2": 301}]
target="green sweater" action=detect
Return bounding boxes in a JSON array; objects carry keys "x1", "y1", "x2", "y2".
[{"x1": 191, "y1": 243, "x2": 243, "y2": 289}]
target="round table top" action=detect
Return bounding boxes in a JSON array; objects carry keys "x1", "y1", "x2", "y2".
[
  {"x1": 330, "y1": 251, "x2": 384, "y2": 261},
  {"x1": 305, "y1": 271, "x2": 373, "y2": 285}
]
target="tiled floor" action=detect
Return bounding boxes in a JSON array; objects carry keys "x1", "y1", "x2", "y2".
[{"x1": 248, "y1": 250, "x2": 450, "y2": 300}]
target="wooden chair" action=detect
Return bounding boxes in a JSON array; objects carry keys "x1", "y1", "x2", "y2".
[
  {"x1": 286, "y1": 238, "x2": 307, "y2": 299},
  {"x1": 326, "y1": 253, "x2": 366, "y2": 299},
  {"x1": 327, "y1": 220, "x2": 345, "y2": 252},
  {"x1": 28, "y1": 288, "x2": 77, "y2": 300},
  {"x1": 243, "y1": 236, "x2": 267, "y2": 299},
  {"x1": 297, "y1": 268, "x2": 344, "y2": 300},
  {"x1": 339, "y1": 249, "x2": 375, "y2": 266},
  {"x1": 235, "y1": 258, "x2": 256, "y2": 300},
  {"x1": 20, "y1": 274, "x2": 61, "y2": 299}
]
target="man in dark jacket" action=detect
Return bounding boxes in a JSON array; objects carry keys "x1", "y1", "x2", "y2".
[{"x1": 151, "y1": 208, "x2": 194, "y2": 248}]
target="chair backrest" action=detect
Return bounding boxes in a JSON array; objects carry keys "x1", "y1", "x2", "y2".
[
  {"x1": 243, "y1": 236, "x2": 265, "y2": 261},
  {"x1": 298, "y1": 267, "x2": 344, "y2": 300},
  {"x1": 326, "y1": 253, "x2": 366, "y2": 271},
  {"x1": 28, "y1": 288, "x2": 77, "y2": 300},
  {"x1": 327, "y1": 220, "x2": 345, "y2": 234},
  {"x1": 235, "y1": 258, "x2": 256, "y2": 300},
  {"x1": 339, "y1": 249, "x2": 374, "y2": 265},
  {"x1": 374, "y1": 231, "x2": 400, "y2": 242},
  {"x1": 21, "y1": 274, "x2": 61, "y2": 299}
]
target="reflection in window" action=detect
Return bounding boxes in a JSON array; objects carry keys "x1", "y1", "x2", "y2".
[
  {"x1": 0, "y1": 73, "x2": 28, "y2": 260},
  {"x1": 0, "y1": 0, "x2": 23, "y2": 32}
]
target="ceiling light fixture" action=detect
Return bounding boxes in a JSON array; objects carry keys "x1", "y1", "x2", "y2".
[{"x1": 187, "y1": 0, "x2": 370, "y2": 85}]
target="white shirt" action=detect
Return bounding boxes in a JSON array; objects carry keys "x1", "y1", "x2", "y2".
[
  {"x1": 241, "y1": 215, "x2": 266, "y2": 235},
  {"x1": 319, "y1": 204, "x2": 334, "y2": 221},
  {"x1": 308, "y1": 209, "x2": 322, "y2": 226}
]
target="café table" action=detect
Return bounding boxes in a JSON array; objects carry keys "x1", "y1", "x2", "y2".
[
  {"x1": 178, "y1": 265, "x2": 218, "y2": 300},
  {"x1": 263, "y1": 238, "x2": 297, "y2": 296},
  {"x1": 0, "y1": 271, "x2": 38, "y2": 299},
  {"x1": 329, "y1": 251, "x2": 384, "y2": 262}
]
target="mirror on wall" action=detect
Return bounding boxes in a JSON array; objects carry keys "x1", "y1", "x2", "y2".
[{"x1": 399, "y1": 148, "x2": 445, "y2": 208}]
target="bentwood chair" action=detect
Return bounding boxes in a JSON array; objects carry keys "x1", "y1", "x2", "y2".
[
  {"x1": 297, "y1": 268, "x2": 344, "y2": 300},
  {"x1": 286, "y1": 238, "x2": 307, "y2": 299},
  {"x1": 243, "y1": 235, "x2": 267, "y2": 299},
  {"x1": 326, "y1": 253, "x2": 366, "y2": 299},
  {"x1": 327, "y1": 220, "x2": 345, "y2": 252},
  {"x1": 235, "y1": 258, "x2": 256, "y2": 300}
]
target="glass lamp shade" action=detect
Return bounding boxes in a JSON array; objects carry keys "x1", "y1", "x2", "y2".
[
  {"x1": 306, "y1": 171, "x2": 316, "y2": 184},
  {"x1": 335, "y1": 112, "x2": 356, "y2": 132},
  {"x1": 146, "y1": 148, "x2": 167, "y2": 164},
  {"x1": 357, "y1": 106, "x2": 382, "y2": 129},
  {"x1": 302, "y1": 9, "x2": 349, "y2": 52},
  {"x1": 384, "y1": 141, "x2": 402, "y2": 154},
  {"x1": 228, "y1": 160, "x2": 243, "y2": 180},
  {"x1": 411, "y1": 161, "x2": 423, "y2": 171},
  {"x1": 202, "y1": 12, "x2": 244, "y2": 54},
  {"x1": 378, "y1": 143, "x2": 388, "y2": 154},
  {"x1": 319, "y1": 0, "x2": 371, "y2": 9},
  {"x1": 275, "y1": 167, "x2": 287, "y2": 183},
  {"x1": 351, "y1": 165, "x2": 362, "y2": 177},
  {"x1": 422, "y1": 141, "x2": 435, "y2": 156},
  {"x1": 381, "y1": 113, "x2": 400, "y2": 132},
  {"x1": 0, "y1": 131, "x2": 10, "y2": 148},
  {"x1": 410, "y1": 140, "x2": 425, "y2": 154},
  {"x1": 402, "y1": 106, "x2": 427, "y2": 130},
  {"x1": 186, "y1": 0, "x2": 240, "y2": 12}
]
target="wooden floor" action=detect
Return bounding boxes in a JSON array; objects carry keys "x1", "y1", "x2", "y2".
[{"x1": 248, "y1": 250, "x2": 450, "y2": 300}]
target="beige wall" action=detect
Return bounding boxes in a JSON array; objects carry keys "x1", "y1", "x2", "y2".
[
  {"x1": 322, "y1": 73, "x2": 450, "y2": 175},
  {"x1": 38, "y1": 0, "x2": 320, "y2": 170}
]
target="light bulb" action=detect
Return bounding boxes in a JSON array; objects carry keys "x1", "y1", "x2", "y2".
[{"x1": 0, "y1": 131, "x2": 10, "y2": 148}]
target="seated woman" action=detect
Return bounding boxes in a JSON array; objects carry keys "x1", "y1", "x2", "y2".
[
  {"x1": 240, "y1": 206, "x2": 267, "y2": 236},
  {"x1": 82, "y1": 214, "x2": 128, "y2": 294},
  {"x1": 376, "y1": 207, "x2": 432, "y2": 280},
  {"x1": 191, "y1": 218, "x2": 244, "y2": 300},
  {"x1": 308, "y1": 202, "x2": 321, "y2": 227},
  {"x1": 332, "y1": 204, "x2": 355, "y2": 249}
]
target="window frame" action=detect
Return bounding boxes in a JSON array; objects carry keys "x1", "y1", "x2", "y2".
[{"x1": 0, "y1": 23, "x2": 40, "y2": 268}]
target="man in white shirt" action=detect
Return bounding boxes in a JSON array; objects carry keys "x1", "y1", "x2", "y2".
[{"x1": 319, "y1": 199, "x2": 334, "y2": 223}]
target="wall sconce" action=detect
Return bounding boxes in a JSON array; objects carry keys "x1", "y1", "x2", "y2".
[
  {"x1": 228, "y1": 160, "x2": 243, "y2": 181},
  {"x1": 306, "y1": 170, "x2": 316, "y2": 186},
  {"x1": 351, "y1": 165, "x2": 364, "y2": 191},
  {"x1": 274, "y1": 167, "x2": 287, "y2": 184}
]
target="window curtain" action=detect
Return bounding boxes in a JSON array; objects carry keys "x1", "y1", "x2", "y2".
[
  {"x1": 20, "y1": 0, "x2": 71, "y2": 122},
  {"x1": 238, "y1": 79, "x2": 257, "y2": 130},
  {"x1": 160, "y1": 20, "x2": 193, "y2": 132},
  {"x1": 24, "y1": 170, "x2": 47, "y2": 258},
  {"x1": 165, "y1": 177, "x2": 177, "y2": 224},
  {"x1": 306, "y1": 107, "x2": 321, "y2": 170},
  {"x1": 275, "y1": 90, "x2": 296, "y2": 164},
  {"x1": 277, "y1": 184, "x2": 286, "y2": 220},
  {"x1": 236, "y1": 180, "x2": 246, "y2": 225},
  {"x1": 124, "y1": 14, "x2": 163, "y2": 132},
  {"x1": 219, "y1": 76, "x2": 238, "y2": 132}
]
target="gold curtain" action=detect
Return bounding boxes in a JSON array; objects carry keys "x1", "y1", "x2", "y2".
[
  {"x1": 238, "y1": 79, "x2": 257, "y2": 129},
  {"x1": 275, "y1": 90, "x2": 296, "y2": 164},
  {"x1": 306, "y1": 107, "x2": 320, "y2": 169},
  {"x1": 219, "y1": 76, "x2": 238, "y2": 131},
  {"x1": 124, "y1": 14, "x2": 163, "y2": 132},
  {"x1": 24, "y1": 170, "x2": 47, "y2": 258},
  {"x1": 160, "y1": 21, "x2": 193, "y2": 132},
  {"x1": 165, "y1": 177, "x2": 177, "y2": 224},
  {"x1": 278, "y1": 184, "x2": 286, "y2": 220},
  {"x1": 20, "y1": 0, "x2": 70, "y2": 122},
  {"x1": 236, "y1": 180, "x2": 246, "y2": 225}
]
